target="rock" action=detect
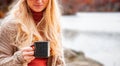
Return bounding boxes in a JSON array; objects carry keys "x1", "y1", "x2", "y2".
[
  {"x1": 0, "y1": 11, "x2": 4, "y2": 18},
  {"x1": 63, "y1": 29, "x2": 79, "y2": 40},
  {"x1": 0, "y1": 0, "x2": 14, "y2": 18},
  {"x1": 61, "y1": 0, "x2": 120, "y2": 15},
  {"x1": 64, "y1": 48, "x2": 103, "y2": 66},
  {"x1": 61, "y1": 0, "x2": 79, "y2": 15}
]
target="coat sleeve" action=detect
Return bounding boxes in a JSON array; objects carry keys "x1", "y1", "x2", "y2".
[{"x1": 0, "y1": 22, "x2": 26, "y2": 66}]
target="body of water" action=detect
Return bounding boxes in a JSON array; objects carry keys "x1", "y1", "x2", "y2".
[{"x1": 61, "y1": 12, "x2": 120, "y2": 66}]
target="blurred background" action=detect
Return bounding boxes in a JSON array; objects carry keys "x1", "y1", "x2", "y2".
[{"x1": 0, "y1": 0, "x2": 120, "y2": 66}]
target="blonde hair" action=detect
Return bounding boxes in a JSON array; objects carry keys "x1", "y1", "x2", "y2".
[{"x1": 4, "y1": 0, "x2": 62, "y2": 56}]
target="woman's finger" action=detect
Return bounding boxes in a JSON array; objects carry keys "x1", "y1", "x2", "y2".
[
  {"x1": 21, "y1": 47, "x2": 34, "y2": 52},
  {"x1": 24, "y1": 56, "x2": 35, "y2": 62},
  {"x1": 22, "y1": 51, "x2": 34, "y2": 56}
]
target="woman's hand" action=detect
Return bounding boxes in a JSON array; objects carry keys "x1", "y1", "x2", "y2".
[{"x1": 21, "y1": 47, "x2": 35, "y2": 63}]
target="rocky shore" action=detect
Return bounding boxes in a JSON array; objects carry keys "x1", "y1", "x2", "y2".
[{"x1": 64, "y1": 48, "x2": 103, "y2": 66}]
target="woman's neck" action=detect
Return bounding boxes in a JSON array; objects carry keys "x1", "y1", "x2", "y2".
[{"x1": 30, "y1": 9, "x2": 43, "y2": 25}]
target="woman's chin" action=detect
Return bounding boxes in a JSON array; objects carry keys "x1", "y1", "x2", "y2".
[{"x1": 32, "y1": 9, "x2": 43, "y2": 12}]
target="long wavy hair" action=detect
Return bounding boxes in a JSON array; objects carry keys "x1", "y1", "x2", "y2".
[{"x1": 4, "y1": 0, "x2": 62, "y2": 56}]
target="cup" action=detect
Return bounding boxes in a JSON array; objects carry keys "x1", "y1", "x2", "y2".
[{"x1": 34, "y1": 41, "x2": 50, "y2": 58}]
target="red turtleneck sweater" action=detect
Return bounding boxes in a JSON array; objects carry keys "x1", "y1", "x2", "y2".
[
  {"x1": 30, "y1": 9, "x2": 43, "y2": 25},
  {"x1": 28, "y1": 9, "x2": 48, "y2": 66}
]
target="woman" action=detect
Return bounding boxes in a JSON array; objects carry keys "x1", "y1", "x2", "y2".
[{"x1": 0, "y1": 0, "x2": 65, "y2": 66}]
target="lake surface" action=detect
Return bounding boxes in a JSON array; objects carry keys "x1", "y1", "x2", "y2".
[{"x1": 61, "y1": 12, "x2": 120, "y2": 66}]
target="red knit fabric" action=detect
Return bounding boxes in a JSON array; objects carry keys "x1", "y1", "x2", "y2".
[
  {"x1": 28, "y1": 58, "x2": 48, "y2": 66},
  {"x1": 28, "y1": 9, "x2": 48, "y2": 66},
  {"x1": 30, "y1": 9, "x2": 43, "y2": 25}
]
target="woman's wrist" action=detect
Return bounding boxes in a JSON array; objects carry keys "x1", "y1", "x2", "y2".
[{"x1": 14, "y1": 51, "x2": 27, "y2": 64}]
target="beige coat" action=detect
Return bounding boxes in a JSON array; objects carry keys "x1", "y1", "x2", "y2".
[{"x1": 0, "y1": 21, "x2": 65, "y2": 66}]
